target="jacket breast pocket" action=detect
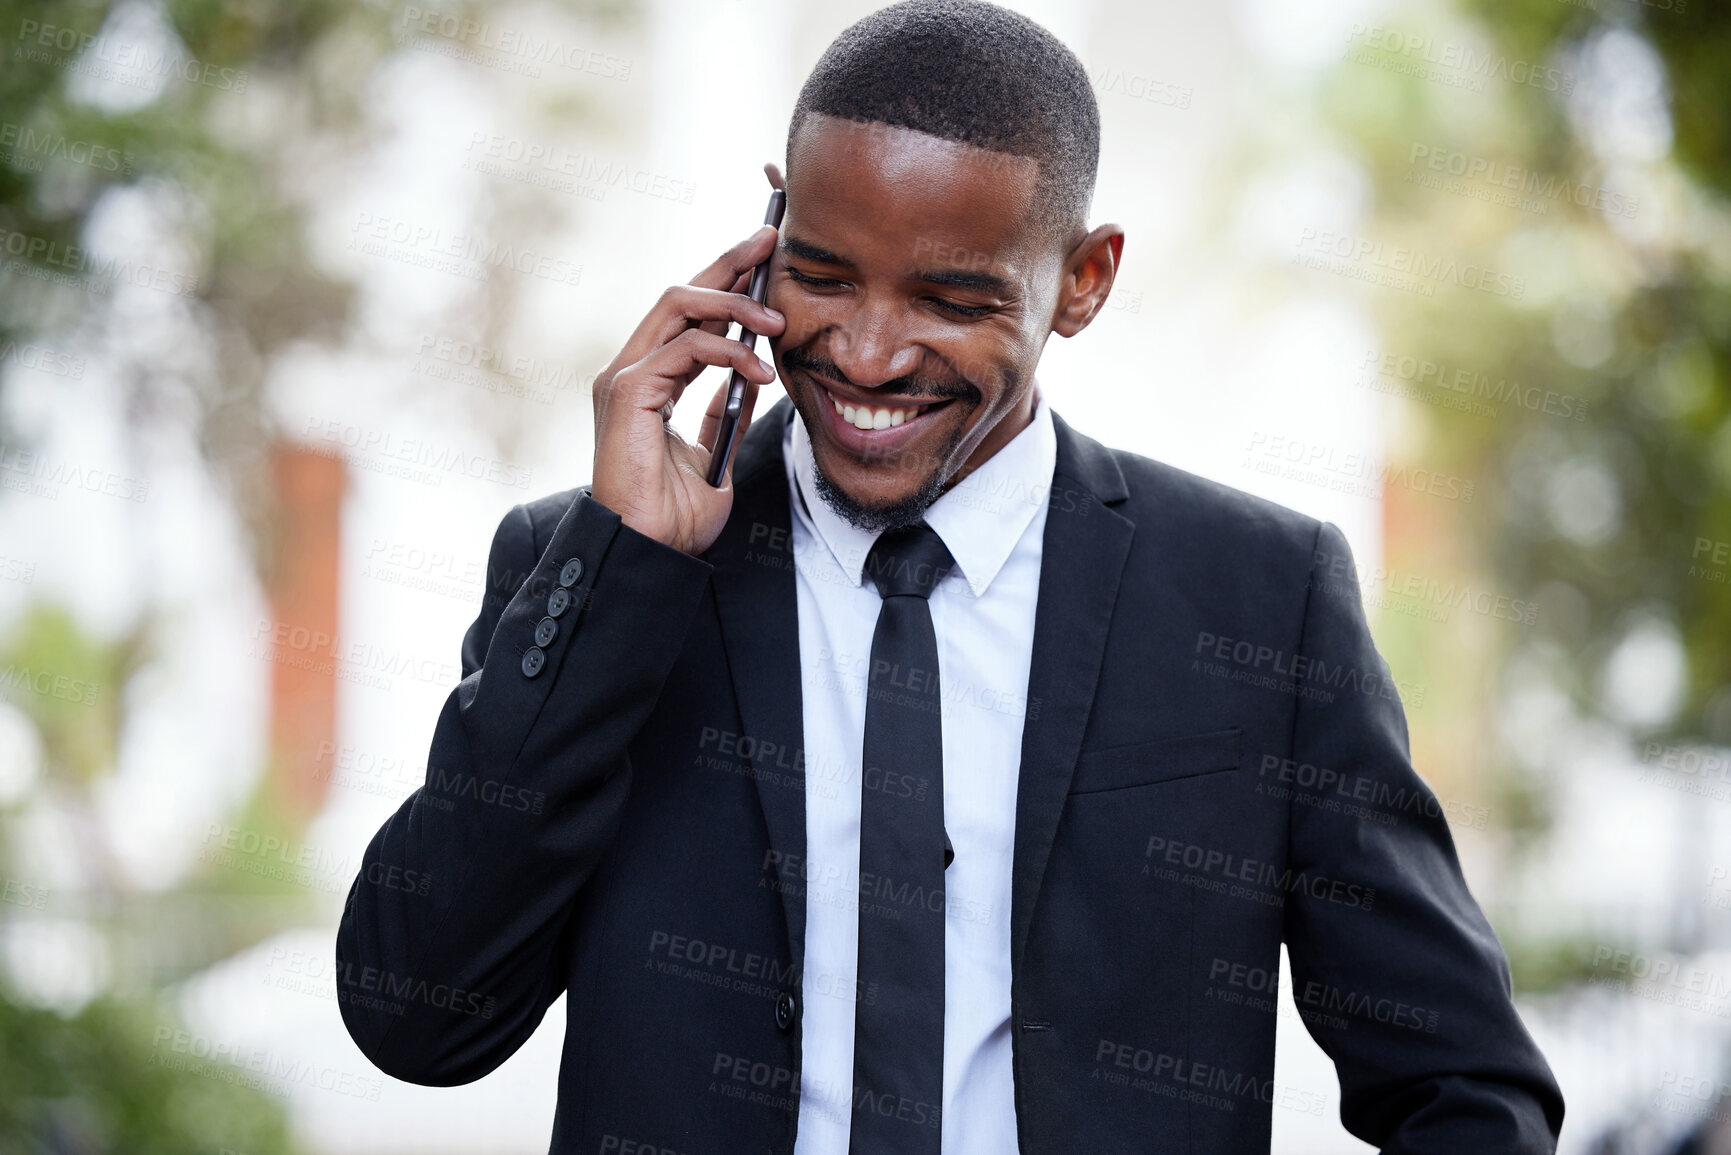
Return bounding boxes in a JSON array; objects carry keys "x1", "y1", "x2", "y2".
[{"x1": 1068, "y1": 727, "x2": 1242, "y2": 795}]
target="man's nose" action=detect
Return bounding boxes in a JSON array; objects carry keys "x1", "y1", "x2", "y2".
[{"x1": 827, "y1": 296, "x2": 924, "y2": 388}]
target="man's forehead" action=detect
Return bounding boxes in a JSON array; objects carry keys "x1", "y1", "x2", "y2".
[
  {"x1": 791, "y1": 111, "x2": 1040, "y2": 187},
  {"x1": 787, "y1": 113, "x2": 1044, "y2": 269}
]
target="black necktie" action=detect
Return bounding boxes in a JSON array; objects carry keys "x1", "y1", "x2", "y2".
[{"x1": 850, "y1": 522, "x2": 955, "y2": 1152}]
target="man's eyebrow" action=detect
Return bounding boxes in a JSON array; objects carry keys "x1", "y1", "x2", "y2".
[
  {"x1": 782, "y1": 234, "x2": 855, "y2": 269},
  {"x1": 915, "y1": 268, "x2": 1011, "y2": 295},
  {"x1": 783, "y1": 233, "x2": 1011, "y2": 296}
]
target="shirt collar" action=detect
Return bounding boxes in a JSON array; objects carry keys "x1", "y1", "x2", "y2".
[{"x1": 785, "y1": 385, "x2": 1056, "y2": 599}]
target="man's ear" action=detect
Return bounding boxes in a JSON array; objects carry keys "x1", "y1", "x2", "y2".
[{"x1": 1051, "y1": 224, "x2": 1125, "y2": 338}]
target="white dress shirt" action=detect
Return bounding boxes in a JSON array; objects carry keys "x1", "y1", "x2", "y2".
[{"x1": 784, "y1": 388, "x2": 1056, "y2": 1154}]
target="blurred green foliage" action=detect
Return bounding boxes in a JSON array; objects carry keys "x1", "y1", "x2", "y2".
[
  {"x1": 0, "y1": 0, "x2": 388, "y2": 544},
  {"x1": 0, "y1": 991, "x2": 294, "y2": 1154},
  {"x1": 1320, "y1": 1, "x2": 1731, "y2": 980},
  {"x1": 0, "y1": 604, "x2": 142, "y2": 789},
  {"x1": 0, "y1": 0, "x2": 641, "y2": 1144},
  {"x1": 1326, "y1": 0, "x2": 1731, "y2": 741},
  {"x1": 0, "y1": 1, "x2": 401, "y2": 1149}
]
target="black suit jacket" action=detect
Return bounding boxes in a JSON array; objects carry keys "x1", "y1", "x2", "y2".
[{"x1": 337, "y1": 397, "x2": 1564, "y2": 1153}]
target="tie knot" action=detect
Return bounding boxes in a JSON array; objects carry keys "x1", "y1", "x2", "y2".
[{"x1": 864, "y1": 523, "x2": 955, "y2": 600}]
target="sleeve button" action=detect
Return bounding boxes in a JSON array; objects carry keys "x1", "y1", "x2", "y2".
[
  {"x1": 547, "y1": 586, "x2": 571, "y2": 618},
  {"x1": 534, "y1": 617, "x2": 559, "y2": 648},
  {"x1": 521, "y1": 647, "x2": 546, "y2": 677},
  {"x1": 559, "y1": 558, "x2": 584, "y2": 588}
]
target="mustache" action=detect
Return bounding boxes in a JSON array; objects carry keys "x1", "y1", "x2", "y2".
[{"x1": 780, "y1": 346, "x2": 980, "y2": 402}]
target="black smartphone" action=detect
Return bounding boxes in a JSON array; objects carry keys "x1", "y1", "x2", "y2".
[{"x1": 706, "y1": 187, "x2": 787, "y2": 487}]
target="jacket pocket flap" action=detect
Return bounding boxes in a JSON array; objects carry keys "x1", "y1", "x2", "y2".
[{"x1": 1069, "y1": 727, "x2": 1242, "y2": 795}]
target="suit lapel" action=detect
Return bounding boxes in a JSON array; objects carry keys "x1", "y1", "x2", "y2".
[
  {"x1": 1011, "y1": 412, "x2": 1134, "y2": 975},
  {"x1": 705, "y1": 398, "x2": 810, "y2": 977}
]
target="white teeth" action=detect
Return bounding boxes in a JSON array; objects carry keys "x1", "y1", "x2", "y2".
[{"x1": 827, "y1": 388, "x2": 922, "y2": 432}]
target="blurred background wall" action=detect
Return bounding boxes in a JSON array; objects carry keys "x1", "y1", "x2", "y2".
[{"x1": 0, "y1": 0, "x2": 1728, "y2": 1150}]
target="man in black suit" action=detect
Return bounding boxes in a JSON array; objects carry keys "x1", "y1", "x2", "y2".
[{"x1": 337, "y1": 1, "x2": 1564, "y2": 1150}]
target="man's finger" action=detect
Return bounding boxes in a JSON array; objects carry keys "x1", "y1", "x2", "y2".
[
  {"x1": 696, "y1": 378, "x2": 761, "y2": 489},
  {"x1": 687, "y1": 225, "x2": 777, "y2": 292},
  {"x1": 697, "y1": 269, "x2": 757, "y2": 338},
  {"x1": 615, "y1": 327, "x2": 775, "y2": 419},
  {"x1": 641, "y1": 282, "x2": 782, "y2": 355},
  {"x1": 697, "y1": 379, "x2": 729, "y2": 455}
]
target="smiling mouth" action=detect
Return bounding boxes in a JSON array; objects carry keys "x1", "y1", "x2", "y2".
[{"x1": 816, "y1": 383, "x2": 956, "y2": 431}]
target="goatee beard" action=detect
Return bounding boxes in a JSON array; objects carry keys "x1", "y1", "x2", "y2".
[
  {"x1": 809, "y1": 448, "x2": 949, "y2": 533},
  {"x1": 795, "y1": 401, "x2": 966, "y2": 533}
]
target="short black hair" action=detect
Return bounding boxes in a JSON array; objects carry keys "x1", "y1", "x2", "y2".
[{"x1": 787, "y1": 0, "x2": 1100, "y2": 255}]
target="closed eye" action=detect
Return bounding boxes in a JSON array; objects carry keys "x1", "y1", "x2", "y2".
[
  {"x1": 785, "y1": 266, "x2": 994, "y2": 319},
  {"x1": 926, "y1": 297, "x2": 992, "y2": 318},
  {"x1": 786, "y1": 267, "x2": 845, "y2": 290}
]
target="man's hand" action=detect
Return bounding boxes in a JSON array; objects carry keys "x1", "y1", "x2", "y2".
[{"x1": 589, "y1": 218, "x2": 786, "y2": 556}]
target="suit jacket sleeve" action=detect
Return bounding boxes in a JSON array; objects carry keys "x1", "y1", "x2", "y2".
[
  {"x1": 1281, "y1": 521, "x2": 1563, "y2": 1153},
  {"x1": 335, "y1": 489, "x2": 713, "y2": 1085}
]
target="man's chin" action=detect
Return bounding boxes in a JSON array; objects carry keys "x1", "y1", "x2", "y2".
[
  {"x1": 807, "y1": 445, "x2": 948, "y2": 534},
  {"x1": 788, "y1": 377, "x2": 971, "y2": 532}
]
